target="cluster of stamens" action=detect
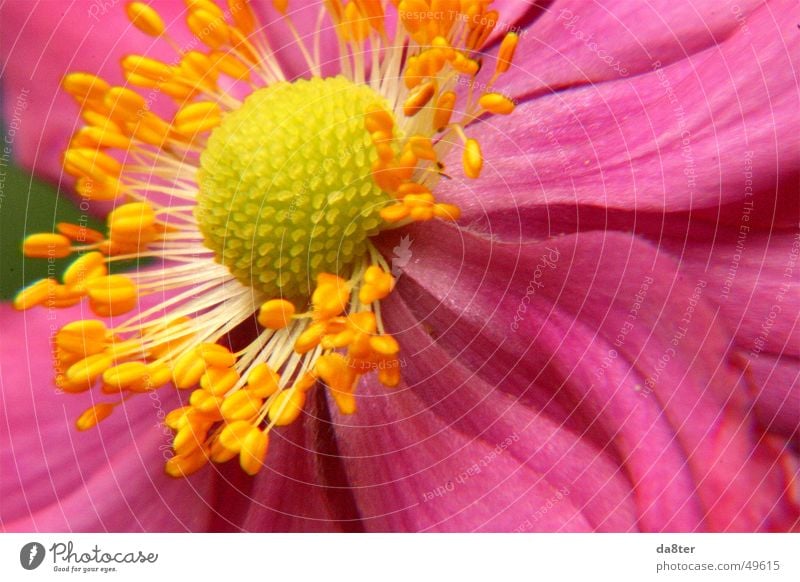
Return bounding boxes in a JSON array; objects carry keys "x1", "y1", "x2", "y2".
[{"x1": 16, "y1": 0, "x2": 519, "y2": 477}]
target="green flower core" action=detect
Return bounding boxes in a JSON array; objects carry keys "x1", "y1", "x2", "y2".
[{"x1": 196, "y1": 76, "x2": 393, "y2": 302}]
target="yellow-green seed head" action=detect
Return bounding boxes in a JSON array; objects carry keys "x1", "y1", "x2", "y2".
[{"x1": 196, "y1": 76, "x2": 393, "y2": 303}]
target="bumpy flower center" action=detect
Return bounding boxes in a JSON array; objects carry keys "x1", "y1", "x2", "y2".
[{"x1": 196, "y1": 76, "x2": 393, "y2": 302}]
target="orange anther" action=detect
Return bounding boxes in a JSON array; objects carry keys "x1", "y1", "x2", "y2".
[
  {"x1": 22, "y1": 233, "x2": 72, "y2": 259},
  {"x1": 126, "y1": 2, "x2": 166, "y2": 36},
  {"x1": 258, "y1": 299, "x2": 296, "y2": 329},
  {"x1": 76, "y1": 403, "x2": 116, "y2": 431}
]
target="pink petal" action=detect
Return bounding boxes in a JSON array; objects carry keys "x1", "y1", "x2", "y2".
[
  {"x1": 442, "y1": 0, "x2": 799, "y2": 218},
  {"x1": 210, "y1": 395, "x2": 366, "y2": 532},
  {"x1": 354, "y1": 223, "x2": 799, "y2": 531},
  {"x1": 474, "y1": 212, "x2": 800, "y2": 364},
  {"x1": 739, "y1": 352, "x2": 800, "y2": 444},
  {"x1": 328, "y1": 310, "x2": 639, "y2": 532},
  {"x1": 447, "y1": 195, "x2": 800, "y2": 436},
  {"x1": 249, "y1": 1, "x2": 341, "y2": 80},
  {"x1": 482, "y1": 1, "x2": 539, "y2": 45},
  {"x1": 0, "y1": 304, "x2": 215, "y2": 532},
  {"x1": 663, "y1": 229, "x2": 800, "y2": 359},
  {"x1": 496, "y1": 0, "x2": 768, "y2": 98},
  {"x1": 0, "y1": 0, "x2": 194, "y2": 183}
]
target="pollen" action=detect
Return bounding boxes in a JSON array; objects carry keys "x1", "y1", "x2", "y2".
[{"x1": 196, "y1": 76, "x2": 393, "y2": 302}]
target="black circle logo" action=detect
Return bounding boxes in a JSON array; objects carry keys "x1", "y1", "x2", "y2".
[{"x1": 20, "y1": 542, "x2": 46, "y2": 570}]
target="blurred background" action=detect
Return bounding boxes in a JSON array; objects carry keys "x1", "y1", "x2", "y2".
[{"x1": 0, "y1": 130, "x2": 106, "y2": 301}]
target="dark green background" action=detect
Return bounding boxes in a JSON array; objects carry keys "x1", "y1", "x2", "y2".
[{"x1": 0, "y1": 163, "x2": 107, "y2": 300}]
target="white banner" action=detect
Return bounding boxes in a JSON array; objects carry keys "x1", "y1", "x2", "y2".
[{"x1": 1, "y1": 534, "x2": 796, "y2": 581}]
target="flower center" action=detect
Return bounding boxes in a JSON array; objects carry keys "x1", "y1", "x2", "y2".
[
  {"x1": 18, "y1": 0, "x2": 521, "y2": 479},
  {"x1": 196, "y1": 76, "x2": 394, "y2": 303}
]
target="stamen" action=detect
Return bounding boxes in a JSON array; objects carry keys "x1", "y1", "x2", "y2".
[
  {"x1": 186, "y1": 8, "x2": 231, "y2": 50},
  {"x1": 210, "y1": 50, "x2": 252, "y2": 81},
  {"x1": 63, "y1": 252, "x2": 108, "y2": 291},
  {"x1": 85, "y1": 275, "x2": 138, "y2": 316},
  {"x1": 433, "y1": 91, "x2": 456, "y2": 131},
  {"x1": 55, "y1": 320, "x2": 108, "y2": 356},
  {"x1": 359, "y1": 265, "x2": 395, "y2": 304},
  {"x1": 462, "y1": 138, "x2": 483, "y2": 179},
  {"x1": 228, "y1": 0, "x2": 257, "y2": 34},
  {"x1": 76, "y1": 403, "x2": 116, "y2": 431},
  {"x1": 267, "y1": 387, "x2": 306, "y2": 426},
  {"x1": 125, "y1": 2, "x2": 166, "y2": 37},
  {"x1": 165, "y1": 448, "x2": 209, "y2": 477},
  {"x1": 57, "y1": 222, "x2": 105, "y2": 244},
  {"x1": 312, "y1": 274, "x2": 351, "y2": 320},
  {"x1": 238, "y1": 428, "x2": 269, "y2": 475},
  {"x1": 64, "y1": 148, "x2": 122, "y2": 182},
  {"x1": 246, "y1": 363, "x2": 281, "y2": 397},
  {"x1": 200, "y1": 366, "x2": 240, "y2": 396},
  {"x1": 479, "y1": 93, "x2": 516, "y2": 115},
  {"x1": 173, "y1": 101, "x2": 223, "y2": 136},
  {"x1": 121, "y1": 55, "x2": 175, "y2": 83},
  {"x1": 258, "y1": 300, "x2": 296, "y2": 330},
  {"x1": 404, "y1": 81, "x2": 437, "y2": 117},
  {"x1": 26, "y1": 0, "x2": 518, "y2": 479},
  {"x1": 22, "y1": 233, "x2": 73, "y2": 259},
  {"x1": 497, "y1": 32, "x2": 519, "y2": 75},
  {"x1": 316, "y1": 353, "x2": 357, "y2": 414},
  {"x1": 62, "y1": 72, "x2": 110, "y2": 106}
]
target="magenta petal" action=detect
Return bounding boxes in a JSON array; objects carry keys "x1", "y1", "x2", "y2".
[
  {"x1": 496, "y1": 0, "x2": 767, "y2": 97},
  {"x1": 441, "y1": 0, "x2": 799, "y2": 218},
  {"x1": 663, "y1": 229, "x2": 800, "y2": 359},
  {"x1": 482, "y1": 1, "x2": 537, "y2": 45},
  {"x1": 742, "y1": 352, "x2": 800, "y2": 443},
  {"x1": 0, "y1": 0, "x2": 194, "y2": 182},
  {"x1": 364, "y1": 223, "x2": 799, "y2": 531},
  {"x1": 248, "y1": 1, "x2": 341, "y2": 80},
  {"x1": 0, "y1": 304, "x2": 215, "y2": 532},
  {"x1": 214, "y1": 398, "x2": 363, "y2": 532},
  {"x1": 328, "y1": 309, "x2": 639, "y2": 532}
]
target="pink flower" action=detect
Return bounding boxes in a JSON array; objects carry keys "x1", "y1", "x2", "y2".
[{"x1": 1, "y1": 0, "x2": 798, "y2": 532}]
